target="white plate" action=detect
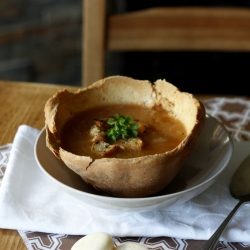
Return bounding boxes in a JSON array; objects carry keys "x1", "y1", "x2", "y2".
[{"x1": 34, "y1": 115, "x2": 233, "y2": 211}]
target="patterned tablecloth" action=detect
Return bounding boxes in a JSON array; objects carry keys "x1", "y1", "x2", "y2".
[{"x1": 0, "y1": 97, "x2": 250, "y2": 250}]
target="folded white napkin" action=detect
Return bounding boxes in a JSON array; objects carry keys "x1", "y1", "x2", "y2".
[{"x1": 0, "y1": 125, "x2": 250, "y2": 242}]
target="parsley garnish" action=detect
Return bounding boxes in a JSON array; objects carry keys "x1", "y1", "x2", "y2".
[{"x1": 106, "y1": 114, "x2": 139, "y2": 142}]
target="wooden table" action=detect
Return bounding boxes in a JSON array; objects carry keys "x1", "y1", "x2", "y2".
[
  {"x1": 0, "y1": 80, "x2": 245, "y2": 250},
  {"x1": 0, "y1": 81, "x2": 80, "y2": 250}
]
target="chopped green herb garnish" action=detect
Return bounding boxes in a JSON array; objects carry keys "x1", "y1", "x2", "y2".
[{"x1": 106, "y1": 114, "x2": 139, "y2": 142}]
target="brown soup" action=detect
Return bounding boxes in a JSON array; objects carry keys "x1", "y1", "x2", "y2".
[{"x1": 61, "y1": 104, "x2": 187, "y2": 159}]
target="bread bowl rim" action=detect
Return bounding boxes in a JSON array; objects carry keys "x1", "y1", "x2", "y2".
[{"x1": 44, "y1": 76, "x2": 206, "y2": 198}]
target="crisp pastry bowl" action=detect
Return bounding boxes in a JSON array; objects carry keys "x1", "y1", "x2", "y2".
[
  {"x1": 35, "y1": 114, "x2": 233, "y2": 211},
  {"x1": 44, "y1": 76, "x2": 206, "y2": 198}
]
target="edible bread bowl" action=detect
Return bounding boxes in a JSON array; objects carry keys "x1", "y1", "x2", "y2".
[{"x1": 44, "y1": 76, "x2": 206, "y2": 198}]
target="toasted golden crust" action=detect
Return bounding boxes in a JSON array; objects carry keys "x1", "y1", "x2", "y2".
[{"x1": 44, "y1": 76, "x2": 206, "y2": 198}]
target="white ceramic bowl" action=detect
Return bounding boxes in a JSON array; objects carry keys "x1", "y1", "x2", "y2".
[{"x1": 34, "y1": 115, "x2": 233, "y2": 212}]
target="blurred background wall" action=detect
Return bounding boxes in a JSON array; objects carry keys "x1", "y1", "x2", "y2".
[
  {"x1": 0, "y1": 0, "x2": 249, "y2": 95},
  {"x1": 0, "y1": 0, "x2": 82, "y2": 86}
]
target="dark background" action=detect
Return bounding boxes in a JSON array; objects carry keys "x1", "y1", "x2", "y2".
[
  {"x1": 0, "y1": 0, "x2": 249, "y2": 95},
  {"x1": 121, "y1": 51, "x2": 249, "y2": 95},
  {"x1": 118, "y1": 1, "x2": 250, "y2": 95}
]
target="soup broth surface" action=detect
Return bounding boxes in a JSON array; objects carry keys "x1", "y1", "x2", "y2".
[{"x1": 61, "y1": 104, "x2": 187, "y2": 159}]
